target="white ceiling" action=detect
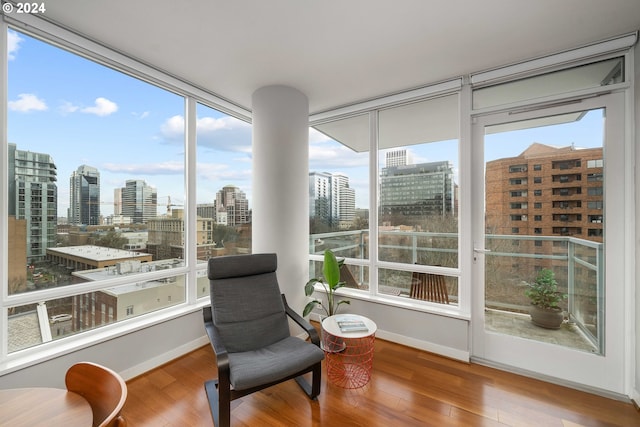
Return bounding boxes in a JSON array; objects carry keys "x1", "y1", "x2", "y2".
[{"x1": 37, "y1": 0, "x2": 640, "y2": 115}]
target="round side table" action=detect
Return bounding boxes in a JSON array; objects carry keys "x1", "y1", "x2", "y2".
[{"x1": 321, "y1": 314, "x2": 377, "y2": 389}]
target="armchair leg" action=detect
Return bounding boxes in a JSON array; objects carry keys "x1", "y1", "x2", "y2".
[
  {"x1": 294, "y1": 362, "x2": 322, "y2": 400},
  {"x1": 205, "y1": 380, "x2": 231, "y2": 427}
]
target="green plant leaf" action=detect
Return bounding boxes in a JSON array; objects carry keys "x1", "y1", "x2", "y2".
[
  {"x1": 323, "y1": 249, "x2": 340, "y2": 289},
  {"x1": 305, "y1": 278, "x2": 319, "y2": 296}
]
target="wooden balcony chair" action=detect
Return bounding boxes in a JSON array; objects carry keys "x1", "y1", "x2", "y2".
[
  {"x1": 65, "y1": 362, "x2": 128, "y2": 427},
  {"x1": 341, "y1": 264, "x2": 402, "y2": 296},
  {"x1": 410, "y1": 271, "x2": 450, "y2": 304},
  {"x1": 203, "y1": 253, "x2": 325, "y2": 427}
]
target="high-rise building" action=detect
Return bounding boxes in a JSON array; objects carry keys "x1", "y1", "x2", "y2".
[
  {"x1": 379, "y1": 160, "x2": 456, "y2": 218},
  {"x1": 485, "y1": 143, "x2": 604, "y2": 242},
  {"x1": 69, "y1": 165, "x2": 100, "y2": 226},
  {"x1": 121, "y1": 179, "x2": 157, "y2": 224},
  {"x1": 113, "y1": 188, "x2": 123, "y2": 215},
  {"x1": 385, "y1": 149, "x2": 412, "y2": 167},
  {"x1": 215, "y1": 185, "x2": 250, "y2": 226},
  {"x1": 309, "y1": 172, "x2": 356, "y2": 229},
  {"x1": 8, "y1": 143, "x2": 58, "y2": 263}
]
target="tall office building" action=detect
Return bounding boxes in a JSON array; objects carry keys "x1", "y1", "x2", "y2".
[
  {"x1": 215, "y1": 185, "x2": 250, "y2": 226},
  {"x1": 309, "y1": 172, "x2": 356, "y2": 229},
  {"x1": 8, "y1": 143, "x2": 58, "y2": 263},
  {"x1": 385, "y1": 149, "x2": 412, "y2": 167},
  {"x1": 379, "y1": 160, "x2": 456, "y2": 218},
  {"x1": 485, "y1": 143, "x2": 604, "y2": 242},
  {"x1": 121, "y1": 179, "x2": 157, "y2": 224},
  {"x1": 69, "y1": 165, "x2": 100, "y2": 226},
  {"x1": 113, "y1": 188, "x2": 123, "y2": 215}
]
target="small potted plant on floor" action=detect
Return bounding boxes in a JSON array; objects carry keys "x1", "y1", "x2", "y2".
[
  {"x1": 304, "y1": 249, "x2": 351, "y2": 352},
  {"x1": 524, "y1": 268, "x2": 567, "y2": 329}
]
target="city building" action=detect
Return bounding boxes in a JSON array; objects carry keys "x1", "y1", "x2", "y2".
[
  {"x1": 196, "y1": 203, "x2": 216, "y2": 220},
  {"x1": 8, "y1": 143, "x2": 58, "y2": 263},
  {"x1": 146, "y1": 209, "x2": 218, "y2": 260},
  {"x1": 121, "y1": 179, "x2": 157, "y2": 224},
  {"x1": 69, "y1": 165, "x2": 100, "y2": 226},
  {"x1": 46, "y1": 245, "x2": 152, "y2": 272},
  {"x1": 486, "y1": 143, "x2": 604, "y2": 242},
  {"x1": 379, "y1": 159, "x2": 456, "y2": 219},
  {"x1": 215, "y1": 185, "x2": 250, "y2": 226},
  {"x1": 309, "y1": 172, "x2": 356, "y2": 229}
]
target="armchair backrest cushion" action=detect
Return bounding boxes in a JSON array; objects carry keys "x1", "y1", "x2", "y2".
[{"x1": 207, "y1": 253, "x2": 290, "y2": 353}]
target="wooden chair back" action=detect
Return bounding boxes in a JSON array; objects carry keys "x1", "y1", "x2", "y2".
[
  {"x1": 65, "y1": 362, "x2": 128, "y2": 427},
  {"x1": 410, "y1": 272, "x2": 450, "y2": 304}
]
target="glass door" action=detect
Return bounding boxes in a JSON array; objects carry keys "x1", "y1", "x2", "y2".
[{"x1": 471, "y1": 92, "x2": 627, "y2": 393}]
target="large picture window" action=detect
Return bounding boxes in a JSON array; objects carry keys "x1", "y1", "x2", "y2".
[{"x1": 5, "y1": 29, "x2": 228, "y2": 351}]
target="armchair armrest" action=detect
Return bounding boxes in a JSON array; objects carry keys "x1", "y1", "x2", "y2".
[
  {"x1": 203, "y1": 306, "x2": 230, "y2": 374},
  {"x1": 281, "y1": 294, "x2": 321, "y2": 346}
]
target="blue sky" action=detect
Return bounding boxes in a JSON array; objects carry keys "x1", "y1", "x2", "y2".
[{"x1": 7, "y1": 29, "x2": 603, "y2": 217}]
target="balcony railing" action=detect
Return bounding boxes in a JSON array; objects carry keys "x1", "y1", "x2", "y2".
[{"x1": 310, "y1": 230, "x2": 603, "y2": 353}]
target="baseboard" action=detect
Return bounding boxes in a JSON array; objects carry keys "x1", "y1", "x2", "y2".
[
  {"x1": 375, "y1": 329, "x2": 470, "y2": 362},
  {"x1": 119, "y1": 335, "x2": 210, "y2": 381},
  {"x1": 309, "y1": 312, "x2": 469, "y2": 362},
  {"x1": 631, "y1": 388, "x2": 640, "y2": 411}
]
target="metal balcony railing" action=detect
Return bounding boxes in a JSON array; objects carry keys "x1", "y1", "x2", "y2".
[{"x1": 309, "y1": 230, "x2": 604, "y2": 353}]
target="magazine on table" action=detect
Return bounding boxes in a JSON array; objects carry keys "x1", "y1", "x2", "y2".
[{"x1": 334, "y1": 315, "x2": 368, "y2": 332}]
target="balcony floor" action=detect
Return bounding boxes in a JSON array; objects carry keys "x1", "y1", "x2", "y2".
[{"x1": 485, "y1": 309, "x2": 598, "y2": 353}]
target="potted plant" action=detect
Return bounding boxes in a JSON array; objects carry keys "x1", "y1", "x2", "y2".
[
  {"x1": 303, "y1": 249, "x2": 350, "y2": 318},
  {"x1": 524, "y1": 268, "x2": 567, "y2": 329},
  {"x1": 304, "y1": 249, "x2": 351, "y2": 352}
]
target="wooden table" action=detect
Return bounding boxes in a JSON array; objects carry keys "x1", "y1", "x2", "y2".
[{"x1": 0, "y1": 387, "x2": 93, "y2": 426}]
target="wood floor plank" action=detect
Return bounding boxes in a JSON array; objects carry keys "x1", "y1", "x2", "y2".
[{"x1": 122, "y1": 335, "x2": 639, "y2": 426}]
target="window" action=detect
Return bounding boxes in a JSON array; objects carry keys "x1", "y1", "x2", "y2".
[
  {"x1": 509, "y1": 165, "x2": 527, "y2": 173},
  {"x1": 311, "y1": 113, "x2": 369, "y2": 293},
  {"x1": 534, "y1": 215, "x2": 542, "y2": 221},
  {"x1": 511, "y1": 227, "x2": 519, "y2": 233},
  {"x1": 588, "y1": 187, "x2": 603, "y2": 196},
  {"x1": 376, "y1": 95, "x2": 459, "y2": 302},
  {"x1": 534, "y1": 202, "x2": 542, "y2": 209},
  {"x1": 534, "y1": 228, "x2": 542, "y2": 234},
  {"x1": 4, "y1": 28, "x2": 250, "y2": 354},
  {"x1": 534, "y1": 177, "x2": 542, "y2": 183},
  {"x1": 510, "y1": 178, "x2": 527, "y2": 185},
  {"x1": 195, "y1": 103, "x2": 253, "y2": 298},
  {"x1": 511, "y1": 191, "x2": 527, "y2": 197},
  {"x1": 534, "y1": 190, "x2": 542, "y2": 196},
  {"x1": 588, "y1": 201, "x2": 604, "y2": 209},
  {"x1": 533, "y1": 164, "x2": 542, "y2": 171},
  {"x1": 588, "y1": 159, "x2": 604, "y2": 168}
]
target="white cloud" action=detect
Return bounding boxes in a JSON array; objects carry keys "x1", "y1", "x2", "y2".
[
  {"x1": 8, "y1": 93, "x2": 48, "y2": 112},
  {"x1": 7, "y1": 30, "x2": 22, "y2": 61},
  {"x1": 102, "y1": 160, "x2": 184, "y2": 175},
  {"x1": 132, "y1": 111, "x2": 150, "y2": 120},
  {"x1": 160, "y1": 114, "x2": 252, "y2": 152},
  {"x1": 58, "y1": 101, "x2": 80, "y2": 115},
  {"x1": 81, "y1": 97, "x2": 118, "y2": 116}
]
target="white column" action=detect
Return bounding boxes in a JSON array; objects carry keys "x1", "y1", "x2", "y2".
[{"x1": 252, "y1": 86, "x2": 309, "y2": 312}]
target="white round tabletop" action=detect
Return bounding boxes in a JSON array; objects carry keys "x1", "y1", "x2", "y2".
[{"x1": 322, "y1": 314, "x2": 377, "y2": 339}]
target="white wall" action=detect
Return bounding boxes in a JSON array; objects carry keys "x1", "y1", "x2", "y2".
[{"x1": 0, "y1": 310, "x2": 207, "y2": 388}]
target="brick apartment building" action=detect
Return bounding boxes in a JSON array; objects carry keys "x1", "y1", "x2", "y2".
[{"x1": 486, "y1": 142, "x2": 604, "y2": 243}]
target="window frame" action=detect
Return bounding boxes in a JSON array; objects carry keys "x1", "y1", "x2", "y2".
[{"x1": 0, "y1": 16, "x2": 251, "y2": 370}]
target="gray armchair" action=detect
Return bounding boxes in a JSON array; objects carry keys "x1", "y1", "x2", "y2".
[{"x1": 203, "y1": 253, "x2": 325, "y2": 427}]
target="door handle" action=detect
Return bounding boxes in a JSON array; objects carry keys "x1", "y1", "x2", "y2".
[{"x1": 473, "y1": 248, "x2": 491, "y2": 253}]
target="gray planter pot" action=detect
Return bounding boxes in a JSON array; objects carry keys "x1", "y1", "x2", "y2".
[{"x1": 529, "y1": 305, "x2": 564, "y2": 329}]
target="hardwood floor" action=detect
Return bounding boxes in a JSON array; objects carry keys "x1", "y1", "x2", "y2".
[{"x1": 122, "y1": 337, "x2": 639, "y2": 426}]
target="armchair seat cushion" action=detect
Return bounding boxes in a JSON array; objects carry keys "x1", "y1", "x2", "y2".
[{"x1": 229, "y1": 336, "x2": 325, "y2": 390}]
